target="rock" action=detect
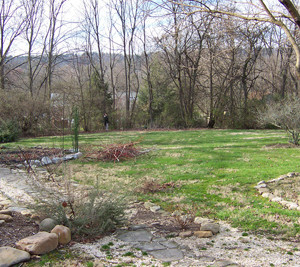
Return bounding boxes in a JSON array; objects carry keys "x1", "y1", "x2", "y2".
[
  {"x1": 257, "y1": 181, "x2": 266, "y2": 185},
  {"x1": 214, "y1": 259, "x2": 239, "y2": 266},
  {"x1": 74, "y1": 152, "x2": 83, "y2": 159},
  {"x1": 0, "y1": 214, "x2": 13, "y2": 222},
  {"x1": 148, "y1": 248, "x2": 184, "y2": 262},
  {"x1": 128, "y1": 224, "x2": 148, "y2": 231},
  {"x1": 39, "y1": 218, "x2": 57, "y2": 232},
  {"x1": 194, "y1": 217, "x2": 214, "y2": 225},
  {"x1": 255, "y1": 184, "x2": 267, "y2": 189},
  {"x1": 287, "y1": 172, "x2": 295, "y2": 177},
  {"x1": 21, "y1": 210, "x2": 32, "y2": 217},
  {"x1": 51, "y1": 225, "x2": 71, "y2": 245},
  {"x1": 117, "y1": 230, "x2": 153, "y2": 242},
  {"x1": 64, "y1": 155, "x2": 74, "y2": 161},
  {"x1": 258, "y1": 187, "x2": 270, "y2": 194},
  {"x1": 179, "y1": 231, "x2": 193, "y2": 238},
  {"x1": 0, "y1": 246, "x2": 31, "y2": 267},
  {"x1": 52, "y1": 157, "x2": 62, "y2": 164},
  {"x1": 16, "y1": 232, "x2": 58, "y2": 255},
  {"x1": 194, "y1": 231, "x2": 213, "y2": 238},
  {"x1": 286, "y1": 202, "x2": 298, "y2": 210},
  {"x1": 200, "y1": 223, "x2": 220, "y2": 235},
  {"x1": 0, "y1": 220, "x2": 5, "y2": 225},
  {"x1": 272, "y1": 197, "x2": 283, "y2": 202},
  {"x1": 41, "y1": 157, "x2": 52, "y2": 165},
  {"x1": 150, "y1": 205, "x2": 161, "y2": 212},
  {"x1": 239, "y1": 237, "x2": 250, "y2": 243},
  {"x1": 144, "y1": 201, "x2": 155, "y2": 209},
  {"x1": 172, "y1": 210, "x2": 183, "y2": 216},
  {"x1": 0, "y1": 210, "x2": 12, "y2": 215}
]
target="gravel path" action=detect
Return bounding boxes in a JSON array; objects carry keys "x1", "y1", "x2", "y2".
[{"x1": 0, "y1": 166, "x2": 300, "y2": 266}]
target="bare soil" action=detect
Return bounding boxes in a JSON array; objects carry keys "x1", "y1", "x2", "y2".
[{"x1": 0, "y1": 212, "x2": 39, "y2": 247}]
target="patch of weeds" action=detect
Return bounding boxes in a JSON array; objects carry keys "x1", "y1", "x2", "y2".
[
  {"x1": 162, "y1": 262, "x2": 171, "y2": 266},
  {"x1": 166, "y1": 234, "x2": 176, "y2": 238},
  {"x1": 244, "y1": 248, "x2": 250, "y2": 251},
  {"x1": 269, "y1": 263, "x2": 275, "y2": 267},
  {"x1": 206, "y1": 242, "x2": 214, "y2": 246},
  {"x1": 101, "y1": 244, "x2": 111, "y2": 251},
  {"x1": 142, "y1": 251, "x2": 148, "y2": 256},
  {"x1": 287, "y1": 251, "x2": 293, "y2": 255},
  {"x1": 86, "y1": 262, "x2": 94, "y2": 267},
  {"x1": 200, "y1": 247, "x2": 207, "y2": 250},
  {"x1": 242, "y1": 232, "x2": 248, "y2": 236},
  {"x1": 122, "y1": 251, "x2": 135, "y2": 257}
]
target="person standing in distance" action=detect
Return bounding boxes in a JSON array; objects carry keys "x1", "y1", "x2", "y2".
[{"x1": 104, "y1": 113, "x2": 109, "y2": 131}]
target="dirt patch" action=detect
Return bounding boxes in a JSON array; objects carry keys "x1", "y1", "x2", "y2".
[
  {"x1": 263, "y1": 143, "x2": 300, "y2": 149},
  {"x1": 0, "y1": 212, "x2": 39, "y2": 247}
]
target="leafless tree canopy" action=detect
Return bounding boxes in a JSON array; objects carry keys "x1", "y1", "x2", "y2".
[{"x1": 1, "y1": 0, "x2": 300, "y2": 136}]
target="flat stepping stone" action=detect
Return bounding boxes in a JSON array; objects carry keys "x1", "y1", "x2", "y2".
[
  {"x1": 159, "y1": 240, "x2": 178, "y2": 249},
  {"x1": 148, "y1": 248, "x2": 184, "y2": 262},
  {"x1": 135, "y1": 242, "x2": 166, "y2": 251},
  {"x1": 117, "y1": 230, "x2": 152, "y2": 242}
]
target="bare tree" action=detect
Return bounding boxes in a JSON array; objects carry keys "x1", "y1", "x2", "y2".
[{"x1": 0, "y1": 0, "x2": 27, "y2": 90}]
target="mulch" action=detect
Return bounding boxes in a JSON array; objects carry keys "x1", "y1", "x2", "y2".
[{"x1": 0, "y1": 212, "x2": 39, "y2": 247}]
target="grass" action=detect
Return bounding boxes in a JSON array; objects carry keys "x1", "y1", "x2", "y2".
[{"x1": 7, "y1": 129, "x2": 300, "y2": 237}]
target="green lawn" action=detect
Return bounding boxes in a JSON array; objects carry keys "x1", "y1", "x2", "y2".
[{"x1": 7, "y1": 129, "x2": 300, "y2": 237}]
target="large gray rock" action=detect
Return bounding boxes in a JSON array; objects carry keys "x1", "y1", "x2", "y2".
[
  {"x1": 117, "y1": 230, "x2": 153, "y2": 242},
  {"x1": 39, "y1": 218, "x2": 57, "y2": 232},
  {"x1": 0, "y1": 246, "x2": 31, "y2": 267},
  {"x1": 41, "y1": 157, "x2": 52, "y2": 165},
  {"x1": 16, "y1": 232, "x2": 58, "y2": 255}
]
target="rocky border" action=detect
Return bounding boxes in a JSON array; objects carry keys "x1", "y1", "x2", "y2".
[
  {"x1": 16, "y1": 151, "x2": 83, "y2": 169},
  {"x1": 255, "y1": 172, "x2": 300, "y2": 211}
]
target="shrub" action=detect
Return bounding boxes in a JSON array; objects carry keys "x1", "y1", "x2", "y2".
[
  {"x1": 258, "y1": 94, "x2": 300, "y2": 145},
  {"x1": 34, "y1": 188, "x2": 126, "y2": 237},
  {"x1": 0, "y1": 120, "x2": 20, "y2": 143}
]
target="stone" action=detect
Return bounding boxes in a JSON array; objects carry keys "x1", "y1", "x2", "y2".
[
  {"x1": 117, "y1": 230, "x2": 153, "y2": 242},
  {"x1": 258, "y1": 187, "x2": 270, "y2": 193},
  {"x1": 272, "y1": 197, "x2": 283, "y2": 202},
  {"x1": 41, "y1": 157, "x2": 52, "y2": 165},
  {"x1": 150, "y1": 205, "x2": 161, "y2": 212},
  {"x1": 16, "y1": 232, "x2": 58, "y2": 255},
  {"x1": 172, "y1": 210, "x2": 183, "y2": 217},
  {"x1": 0, "y1": 246, "x2": 31, "y2": 267},
  {"x1": 135, "y1": 242, "x2": 166, "y2": 251},
  {"x1": 194, "y1": 231, "x2": 213, "y2": 238},
  {"x1": 179, "y1": 231, "x2": 193, "y2": 238},
  {"x1": 52, "y1": 157, "x2": 62, "y2": 164},
  {"x1": 194, "y1": 217, "x2": 213, "y2": 225},
  {"x1": 148, "y1": 248, "x2": 184, "y2": 262},
  {"x1": 128, "y1": 224, "x2": 148, "y2": 231},
  {"x1": 74, "y1": 152, "x2": 83, "y2": 159},
  {"x1": 159, "y1": 241, "x2": 178, "y2": 249},
  {"x1": 255, "y1": 184, "x2": 267, "y2": 189},
  {"x1": 39, "y1": 218, "x2": 57, "y2": 232},
  {"x1": 0, "y1": 210, "x2": 12, "y2": 215},
  {"x1": 64, "y1": 155, "x2": 75, "y2": 160},
  {"x1": 51, "y1": 225, "x2": 71, "y2": 245},
  {"x1": 200, "y1": 223, "x2": 220, "y2": 234},
  {"x1": 213, "y1": 260, "x2": 239, "y2": 266},
  {"x1": 0, "y1": 214, "x2": 13, "y2": 222},
  {"x1": 257, "y1": 180, "x2": 266, "y2": 185},
  {"x1": 144, "y1": 201, "x2": 155, "y2": 209},
  {"x1": 0, "y1": 220, "x2": 5, "y2": 225},
  {"x1": 286, "y1": 202, "x2": 298, "y2": 210}
]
